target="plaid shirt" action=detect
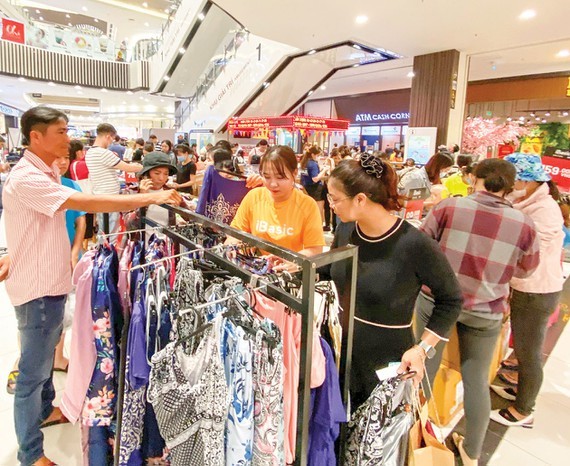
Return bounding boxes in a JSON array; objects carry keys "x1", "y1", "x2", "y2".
[{"x1": 420, "y1": 191, "x2": 540, "y2": 315}]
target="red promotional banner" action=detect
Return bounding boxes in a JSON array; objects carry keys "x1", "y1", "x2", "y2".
[
  {"x1": 542, "y1": 153, "x2": 570, "y2": 192},
  {"x1": 228, "y1": 116, "x2": 350, "y2": 132},
  {"x1": 1, "y1": 18, "x2": 25, "y2": 44}
]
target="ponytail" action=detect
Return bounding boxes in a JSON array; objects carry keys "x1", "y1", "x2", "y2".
[{"x1": 474, "y1": 159, "x2": 516, "y2": 195}]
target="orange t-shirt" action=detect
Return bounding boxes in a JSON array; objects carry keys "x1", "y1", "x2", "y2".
[{"x1": 231, "y1": 187, "x2": 325, "y2": 252}]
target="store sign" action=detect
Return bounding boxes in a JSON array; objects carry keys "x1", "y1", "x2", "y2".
[
  {"x1": 0, "y1": 103, "x2": 21, "y2": 117},
  {"x1": 227, "y1": 116, "x2": 350, "y2": 132},
  {"x1": 381, "y1": 126, "x2": 401, "y2": 136},
  {"x1": 543, "y1": 150, "x2": 570, "y2": 191},
  {"x1": 355, "y1": 112, "x2": 410, "y2": 122},
  {"x1": 361, "y1": 126, "x2": 380, "y2": 136},
  {"x1": 1, "y1": 18, "x2": 25, "y2": 44}
]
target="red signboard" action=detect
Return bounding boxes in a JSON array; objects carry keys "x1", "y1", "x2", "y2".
[
  {"x1": 1, "y1": 18, "x2": 25, "y2": 44},
  {"x1": 542, "y1": 153, "x2": 570, "y2": 192},
  {"x1": 403, "y1": 199, "x2": 425, "y2": 220},
  {"x1": 228, "y1": 116, "x2": 350, "y2": 132},
  {"x1": 497, "y1": 144, "x2": 515, "y2": 159}
]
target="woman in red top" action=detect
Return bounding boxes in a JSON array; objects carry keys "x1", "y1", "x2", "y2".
[{"x1": 68, "y1": 139, "x2": 89, "y2": 181}]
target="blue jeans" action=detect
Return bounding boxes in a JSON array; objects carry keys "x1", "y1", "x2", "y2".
[
  {"x1": 14, "y1": 295, "x2": 66, "y2": 466},
  {"x1": 88, "y1": 426, "x2": 113, "y2": 465}
]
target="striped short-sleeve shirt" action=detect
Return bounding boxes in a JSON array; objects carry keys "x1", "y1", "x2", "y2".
[
  {"x1": 85, "y1": 146, "x2": 121, "y2": 194},
  {"x1": 3, "y1": 150, "x2": 77, "y2": 306}
]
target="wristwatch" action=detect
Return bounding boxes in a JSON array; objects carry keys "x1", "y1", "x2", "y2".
[{"x1": 417, "y1": 340, "x2": 436, "y2": 359}]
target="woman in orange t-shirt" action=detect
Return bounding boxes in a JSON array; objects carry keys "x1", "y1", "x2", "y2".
[{"x1": 231, "y1": 145, "x2": 325, "y2": 260}]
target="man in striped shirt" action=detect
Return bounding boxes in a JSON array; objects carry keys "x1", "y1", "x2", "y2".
[
  {"x1": 0, "y1": 106, "x2": 181, "y2": 466},
  {"x1": 85, "y1": 123, "x2": 143, "y2": 234}
]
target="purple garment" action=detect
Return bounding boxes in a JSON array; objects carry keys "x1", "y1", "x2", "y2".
[
  {"x1": 308, "y1": 338, "x2": 346, "y2": 466},
  {"x1": 196, "y1": 165, "x2": 249, "y2": 224}
]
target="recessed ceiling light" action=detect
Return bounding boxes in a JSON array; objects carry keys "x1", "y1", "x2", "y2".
[
  {"x1": 519, "y1": 116, "x2": 525, "y2": 121},
  {"x1": 127, "y1": 91, "x2": 133, "y2": 95},
  {"x1": 308, "y1": 49, "x2": 316, "y2": 55},
  {"x1": 94, "y1": 18, "x2": 99, "y2": 23},
  {"x1": 164, "y1": 76, "x2": 170, "y2": 81},
  {"x1": 563, "y1": 111, "x2": 569, "y2": 117},
  {"x1": 542, "y1": 119, "x2": 547, "y2": 123},
  {"x1": 506, "y1": 117, "x2": 512, "y2": 121},
  {"x1": 197, "y1": 13, "x2": 205, "y2": 21},
  {"x1": 556, "y1": 49, "x2": 570, "y2": 58},
  {"x1": 48, "y1": 81, "x2": 56, "y2": 86},
  {"x1": 545, "y1": 112, "x2": 551, "y2": 117},
  {"x1": 407, "y1": 71, "x2": 415, "y2": 78},
  {"x1": 82, "y1": 6, "x2": 88, "y2": 12},
  {"x1": 68, "y1": 23, "x2": 72, "y2": 26},
  {"x1": 352, "y1": 63, "x2": 360, "y2": 67},
  {"x1": 352, "y1": 44, "x2": 362, "y2": 50},
  {"x1": 179, "y1": 48, "x2": 185, "y2": 54},
  {"x1": 101, "y1": 88, "x2": 108, "y2": 92},
  {"x1": 142, "y1": 1, "x2": 148, "y2": 7},
  {"x1": 65, "y1": 14, "x2": 70, "y2": 18},
  {"x1": 320, "y1": 85, "x2": 327, "y2": 90},
  {"x1": 535, "y1": 117, "x2": 541, "y2": 121},
  {"x1": 530, "y1": 112, "x2": 536, "y2": 117},
  {"x1": 18, "y1": 77, "x2": 26, "y2": 82},
  {"x1": 144, "y1": 22, "x2": 149, "y2": 27},
  {"x1": 519, "y1": 9, "x2": 536, "y2": 20},
  {"x1": 262, "y1": 82, "x2": 270, "y2": 89},
  {"x1": 308, "y1": 90, "x2": 314, "y2": 96},
  {"x1": 35, "y1": 9, "x2": 40, "y2": 13},
  {"x1": 39, "y1": 16, "x2": 44, "y2": 21},
  {"x1": 355, "y1": 15, "x2": 368, "y2": 24},
  {"x1": 74, "y1": 85, "x2": 81, "y2": 89},
  {"x1": 164, "y1": 8, "x2": 169, "y2": 13},
  {"x1": 23, "y1": 8, "x2": 28, "y2": 12}
]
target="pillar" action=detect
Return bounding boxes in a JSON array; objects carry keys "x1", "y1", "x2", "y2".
[{"x1": 409, "y1": 50, "x2": 470, "y2": 148}]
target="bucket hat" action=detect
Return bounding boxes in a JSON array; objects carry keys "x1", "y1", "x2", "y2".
[
  {"x1": 138, "y1": 151, "x2": 178, "y2": 178},
  {"x1": 504, "y1": 152, "x2": 551, "y2": 182}
]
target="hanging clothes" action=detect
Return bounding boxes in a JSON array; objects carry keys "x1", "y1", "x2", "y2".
[
  {"x1": 196, "y1": 165, "x2": 249, "y2": 225},
  {"x1": 148, "y1": 316, "x2": 229, "y2": 466},
  {"x1": 308, "y1": 338, "x2": 346, "y2": 466},
  {"x1": 314, "y1": 281, "x2": 342, "y2": 369}
]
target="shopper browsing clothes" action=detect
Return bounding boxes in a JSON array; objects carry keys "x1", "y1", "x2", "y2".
[
  {"x1": 85, "y1": 123, "x2": 143, "y2": 234},
  {"x1": 231, "y1": 145, "x2": 326, "y2": 259},
  {"x1": 415, "y1": 158, "x2": 540, "y2": 466},
  {"x1": 490, "y1": 153, "x2": 564, "y2": 428},
  {"x1": 0, "y1": 106, "x2": 182, "y2": 466},
  {"x1": 324, "y1": 153, "x2": 463, "y2": 410},
  {"x1": 299, "y1": 146, "x2": 329, "y2": 227}
]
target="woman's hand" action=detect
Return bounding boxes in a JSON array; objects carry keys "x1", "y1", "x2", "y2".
[
  {"x1": 246, "y1": 174, "x2": 264, "y2": 189},
  {"x1": 139, "y1": 178, "x2": 153, "y2": 193},
  {"x1": 169, "y1": 182, "x2": 180, "y2": 189},
  {"x1": 267, "y1": 255, "x2": 300, "y2": 273},
  {"x1": 397, "y1": 346, "x2": 426, "y2": 386}
]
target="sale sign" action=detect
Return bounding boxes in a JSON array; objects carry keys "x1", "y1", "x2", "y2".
[
  {"x1": 1, "y1": 18, "x2": 25, "y2": 44},
  {"x1": 542, "y1": 151, "x2": 570, "y2": 192}
]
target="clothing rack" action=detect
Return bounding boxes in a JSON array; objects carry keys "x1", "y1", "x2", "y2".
[{"x1": 113, "y1": 204, "x2": 358, "y2": 466}]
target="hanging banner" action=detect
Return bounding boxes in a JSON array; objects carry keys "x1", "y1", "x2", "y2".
[{"x1": 1, "y1": 18, "x2": 25, "y2": 44}]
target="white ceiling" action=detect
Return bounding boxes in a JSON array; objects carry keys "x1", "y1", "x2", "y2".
[{"x1": 215, "y1": 0, "x2": 570, "y2": 98}]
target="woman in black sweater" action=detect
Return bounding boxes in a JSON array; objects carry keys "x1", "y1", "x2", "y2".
[{"x1": 326, "y1": 153, "x2": 463, "y2": 409}]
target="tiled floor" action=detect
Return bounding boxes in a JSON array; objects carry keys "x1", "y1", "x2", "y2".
[{"x1": 0, "y1": 279, "x2": 569, "y2": 465}]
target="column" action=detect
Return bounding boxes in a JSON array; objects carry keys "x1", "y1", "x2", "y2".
[{"x1": 409, "y1": 50, "x2": 470, "y2": 148}]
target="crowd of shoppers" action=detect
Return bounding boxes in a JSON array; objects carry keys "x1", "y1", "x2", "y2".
[{"x1": 0, "y1": 105, "x2": 566, "y2": 466}]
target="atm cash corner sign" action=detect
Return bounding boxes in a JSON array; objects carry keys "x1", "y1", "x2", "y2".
[{"x1": 355, "y1": 112, "x2": 410, "y2": 122}]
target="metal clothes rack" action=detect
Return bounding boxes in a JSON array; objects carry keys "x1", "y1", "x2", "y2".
[{"x1": 113, "y1": 204, "x2": 358, "y2": 466}]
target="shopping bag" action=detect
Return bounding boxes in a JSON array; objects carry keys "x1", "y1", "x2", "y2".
[{"x1": 408, "y1": 403, "x2": 454, "y2": 466}]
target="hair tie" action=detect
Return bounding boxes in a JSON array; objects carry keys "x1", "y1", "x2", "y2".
[{"x1": 360, "y1": 153, "x2": 384, "y2": 178}]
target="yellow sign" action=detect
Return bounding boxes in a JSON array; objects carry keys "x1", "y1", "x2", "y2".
[{"x1": 567, "y1": 77, "x2": 570, "y2": 97}]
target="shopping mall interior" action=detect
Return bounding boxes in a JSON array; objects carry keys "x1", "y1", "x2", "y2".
[{"x1": 0, "y1": 0, "x2": 570, "y2": 465}]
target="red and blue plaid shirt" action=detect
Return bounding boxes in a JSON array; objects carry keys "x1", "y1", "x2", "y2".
[{"x1": 420, "y1": 191, "x2": 540, "y2": 315}]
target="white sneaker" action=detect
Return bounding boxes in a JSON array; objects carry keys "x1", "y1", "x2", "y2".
[
  {"x1": 490, "y1": 408, "x2": 534, "y2": 428},
  {"x1": 491, "y1": 384, "x2": 517, "y2": 401}
]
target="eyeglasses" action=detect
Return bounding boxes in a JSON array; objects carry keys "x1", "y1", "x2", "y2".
[{"x1": 327, "y1": 194, "x2": 352, "y2": 206}]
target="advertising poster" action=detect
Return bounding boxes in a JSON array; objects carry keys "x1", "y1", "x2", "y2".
[
  {"x1": 542, "y1": 150, "x2": 570, "y2": 192},
  {"x1": 26, "y1": 24, "x2": 51, "y2": 49},
  {"x1": 405, "y1": 127, "x2": 437, "y2": 165},
  {"x1": 1, "y1": 18, "x2": 25, "y2": 44}
]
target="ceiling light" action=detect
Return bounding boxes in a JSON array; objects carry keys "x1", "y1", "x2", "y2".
[
  {"x1": 142, "y1": 2, "x2": 148, "y2": 7},
  {"x1": 563, "y1": 111, "x2": 569, "y2": 117},
  {"x1": 407, "y1": 71, "x2": 415, "y2": 78},
  {"x1": 48, "y1": 81, "x2": 56, "y2": 86},
  {"x1": 519, "y1": 9, "x2": 536, "y2": 20},
  {"x1": 179, "y1": 48, "x2": 185, "y2": 54},
  {"x1": 352, "y1": 63, "x2": 360, "y2": 68},
  {"x1": 82, "y1": 6, "x2": 88, "y2": 12},
  {"x1": 65, "y1": 14, "x2": 70, "y2": 18},
  {"x1": 35, "y1": 9, "x2": 40, "y2": 13},
  {"x1": 164, "y1": 8, "x2": 169, "y2": 13},
  {"x1": 164, "y1": 76, "x2": 170, "y2": 81},
  {"x1": 23, "y1": 8, "x2": 28, "y2": 12},
  {"x1": 127, "y1": 91, "x2": 133, "y2": 95},
  {"x1": 308, "y1": 90, "x2": 314, "y2": 96},
  {"x1": 545, "y1": 112, "x2": 551, "y2": 116},
  {"x1": 556, "y1": 49, "x2": 570, "y2": 58},
  {"x1": 352, "y1": 44, "x2": 362, "y2": 50},
  {"x1": 101, "y1": 88, "x2": 108, "y2": 92},
  {"x1": 320, "y1": 85, "x2": 327, "y2": 90},
  {"x1": 263, "y1": 82, "x2": 270, "y2": 89},
  {"x1": 506, "y1": 117, "x2": 512, "y2": 121},
  {"x1": 519, "y1": 116, "x2": 525, "y2": 121},
  {"x1": 542, "y1": 119, "x2": 547, "y2": 123},
  {"x1": 307, "y1": 49, "x2": 316, "y2": 55},
  {"x1": 144, "y1": 22, "x2": 149, "y2": 27},
  {"x1": 530, "y1": 112, "x2": 535, "y2": 117},
  {"x1": 535, "y1": 117, "x2": 541, "y2": 121},
  {"x1": 197, "y1": 13, "x2": 205, "y2": 21},
  {"x1": 355, "y1": 15, "x2": 368, "y2": 24},
  {"x1": 74, "y1": 85, "x2": 81, "y2": 89},
  {"x1": 18, "y1": 77, "x2": 26, "y2": 82},
  {"x1": 39, "y1": 16, "x2": 44, "y2": 21},
  {"x1": 68, "y1": 23, "x2": 72, "y2": 26},
  {"x1": 94, "y1": 19, "x2": 99, "y2": 23}
]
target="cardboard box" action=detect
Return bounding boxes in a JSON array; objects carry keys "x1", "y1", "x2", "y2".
[{"x1": 428, "y1": 365, "x2": 463, "y2": 427}]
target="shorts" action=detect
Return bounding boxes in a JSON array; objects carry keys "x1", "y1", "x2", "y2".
[{"x1": 304, "y1": 183, "x2": 324, "y2": 201}]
